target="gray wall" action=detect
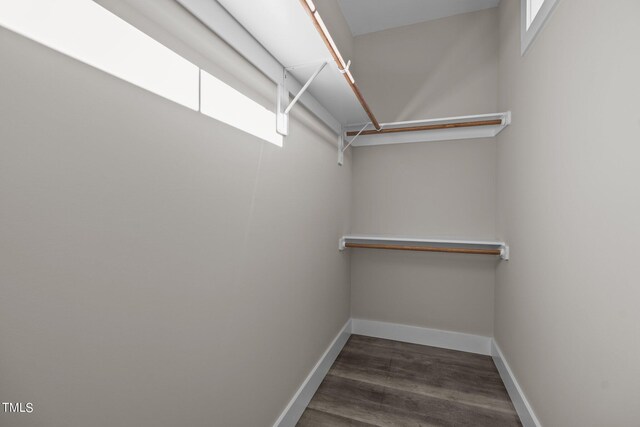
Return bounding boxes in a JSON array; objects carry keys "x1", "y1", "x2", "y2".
[
  {"x1": 352, "y1": 8, "x2": 499, "y2": 123},
  {"x1": 496, "y1": 0, "x2": 640, "y2": 425},
  {"x1": 350, "y1": 9, "x2": 499, "y2": 336},
  {"x1": 315, "y1": 0, "x2": 354, "y2": 62},
  {"x1": 0, "y1": 1, "x2": 351, "y2": 426}
]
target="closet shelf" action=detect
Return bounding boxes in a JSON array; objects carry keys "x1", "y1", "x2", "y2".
[
  {"x1": 181, "y1": 0, "x2": 512, "y2": 163},
  {"x1": 178, "y1": 0, "x2": 372, "y2": 135},
  {"x1": 343, "y1": 112, "x2": 511, "y2": 147},
  {"x1": 339, "y1": 235, "x2": 509, "y2": 260}
]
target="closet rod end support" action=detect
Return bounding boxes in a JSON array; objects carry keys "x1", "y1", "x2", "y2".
[
  {"x1": 502, "y1": 111, "x2": 512, "y2": 126},
  {"x1": 500, "y1": 245, "x2": 510, "y2": 261}
]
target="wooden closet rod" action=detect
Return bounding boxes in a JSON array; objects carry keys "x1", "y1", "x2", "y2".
[
  {"x1": 299, "y1": 0, "x2": 381, "y2": 130},
  {"x1": 344, "y1": 243, "x2": 502, "y2": 256},
  {"x1": 345, "y1": 119, "x2": 503, "y2": 137}
]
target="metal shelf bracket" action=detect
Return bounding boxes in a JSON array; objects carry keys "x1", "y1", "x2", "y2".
[
  {"x1": 338, "y1": 122, "x2": 374, "y2": 165},
  {"x1": 277, "y1": 61, "x2": 327, "y2": 136},
  {"x1": 338, "y1": 129, "x2": 345, "y2": 165}
]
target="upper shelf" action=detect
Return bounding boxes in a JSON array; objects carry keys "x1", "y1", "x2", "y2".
[
  {"x1": 180, "y1": 0, "x2": 511, "y2": 148},
  {"x1": 202, "y1": 0, "x2": 369, "y2": 126}
]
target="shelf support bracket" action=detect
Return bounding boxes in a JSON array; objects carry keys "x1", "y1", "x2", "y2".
[
  {"x1": 338, "y1": 127, "x2": 345, "y2": 165},
  {"x1": 338, "y1": 122, "x2": 374, "y2": 165},
  {"x1": 277, "y1": 61, "x2": 327, "y2": 136}
]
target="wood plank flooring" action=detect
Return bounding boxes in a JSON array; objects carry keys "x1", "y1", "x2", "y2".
[{"x1": 297, "y1": 335, "x2": 521, "y2": 427}]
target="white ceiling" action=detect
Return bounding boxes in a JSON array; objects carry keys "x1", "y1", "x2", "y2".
[{"x1": 337, "y1": 0, "x2": 501, "y2": 36}]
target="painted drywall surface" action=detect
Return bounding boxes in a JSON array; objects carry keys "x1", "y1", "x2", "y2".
[
  {"x1": 350, "y1": 140, "x2": 498, "y2": 336},
  {"x1": 315, "y1": 0, "x2": 354, "y2": 62},
  {"x1": 495, "y1": 0, "x2": 640, "y2": 425},
  {"x1": 337, "y1": 0, "x2": 501, "y2": 37},
  {"x1": 352, "y1": 7, "x2": 499, "y2": 123},
  {"x1": 349, "y1": 9, "x2": 499, "y2": 336},
  {"x1": 0, "y1": 1, "x2": 351, "y2": 426}
]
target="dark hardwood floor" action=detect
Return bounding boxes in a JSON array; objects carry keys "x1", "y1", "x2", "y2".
[{"x1": 297, "y1": 335, "x2": 521, "y2": 427}]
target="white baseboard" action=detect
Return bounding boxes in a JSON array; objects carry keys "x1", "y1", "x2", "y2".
[
  {"x1": 273, "y1": 320, "x2": 539, "y2": 427},
  {"x1": 272, "y1": 319, "x2": 351, "y2": 427},
  {"x1": 351, "y1": 318, "x2": 492, "y2": 355},
  {"x1": 491, "y1": 341, "x2": 541, "y2": 427}
]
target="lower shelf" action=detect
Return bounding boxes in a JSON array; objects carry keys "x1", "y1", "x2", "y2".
[
  {"x1": 344, "y1": 112, "x2": 511, "y2": 147},
  {"x1": 339, "y1": 235, "x2": 509, "y2": 260}
]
